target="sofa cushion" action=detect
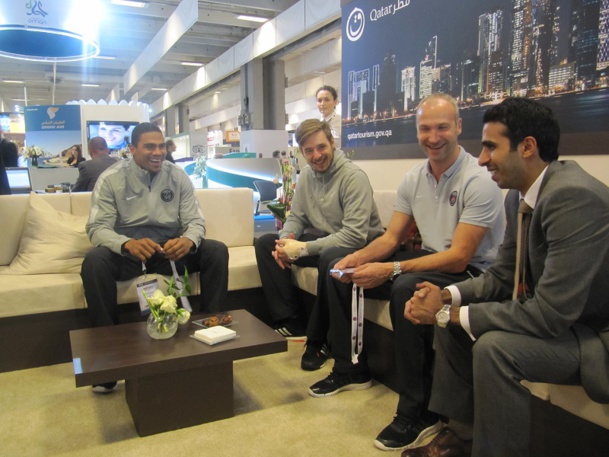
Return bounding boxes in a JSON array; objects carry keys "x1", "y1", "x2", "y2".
[
  {"x1": 0, "y1": 273, "x2": 85, "y2": 317},
  {"x1": 228, "y1": 246, "x2": 261, "y2": 290},
  {"x1": 1, "y1": 193, "x2": 91, "y2": 275}
]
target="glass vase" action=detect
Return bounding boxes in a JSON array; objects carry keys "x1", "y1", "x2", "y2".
[
  {"x1": 31, "y1": 156, "x2": 38, "y2": 167},
  {"x1": 146, "y1": 313, "x2": 178, "y2": 339}
]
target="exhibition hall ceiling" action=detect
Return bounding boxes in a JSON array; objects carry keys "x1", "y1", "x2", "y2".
[{"x1": 0, "y1": 0, "x2": 299, "y2": 109}]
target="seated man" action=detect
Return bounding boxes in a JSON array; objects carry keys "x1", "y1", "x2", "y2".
[
  {"x1": 310, "y1": 94, "x2": 505, "y2": 453},
  {"x1": 72, "y1": 137, "x2": 118, "y2": 192},
  {"x1": 255, "y1": 119, "x2": 384, "y2": 367},
  {"x1": 81, "y1": 122, "x2": 229, "y2": 392},
  {"x1": 405, "y1": 97, "x2": 609, "y2": 457}
]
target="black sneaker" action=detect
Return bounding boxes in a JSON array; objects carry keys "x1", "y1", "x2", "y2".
[
  {"x1": 374, "y1": 415, "x2": 442, "y2": 451},
  {"x1": 308, "y1": 371, "x2": 371, "y2": 397},
  {"x1": 301, "y1": 343, "x2": 329, "y2": 371},
  {"x1": 92, "y1": 381, "x2": 117, "y2": 394},
  {"x1": 274, "y1": 319, "x2": 306, "y2": 340}
]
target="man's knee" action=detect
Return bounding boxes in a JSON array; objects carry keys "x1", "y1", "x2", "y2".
[
  {"x1": 389, "y1": 273, "x2": 420, "y2": 313},
  {"x1": 254, "y1": 233, "x2": 278, "y2": 256},
  {"x1": 199, "y1": 239, "x2": 229, "y2": 265},
  {"x1": 473, "y1": 331, "x2": 512, "y2": 363},
  {"x1": 82, "y1": 246, "x2": 113, "y2": 273},
  {"x1": 318, "y1": 247, "x2": 351, "y2": 273}
]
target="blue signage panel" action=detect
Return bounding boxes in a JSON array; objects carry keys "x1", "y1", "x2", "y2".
[{"x1": 24, "y1": 105, "x2": 82, "y2": 158}]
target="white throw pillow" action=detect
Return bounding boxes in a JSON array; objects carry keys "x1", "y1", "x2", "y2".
[{"x1": 3, "y1": 193, "x2": 92, "y2": 274}]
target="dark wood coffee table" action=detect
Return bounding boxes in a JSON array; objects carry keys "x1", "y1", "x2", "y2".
[{"x1": 69, "y1": 309, "x2": 286, "y2": 436}]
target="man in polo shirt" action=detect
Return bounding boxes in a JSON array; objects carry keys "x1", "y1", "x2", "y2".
[{"x1": 309, "y1": 93, "x2": 505, "y2": 453}]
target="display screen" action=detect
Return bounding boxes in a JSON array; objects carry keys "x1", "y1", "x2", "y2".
[
  {"x1": 6, "y1": 167, "x2": 31, "y2": 193},
  {"x1": 86, "y1": 121, "x2": 139, "y2": 150},
  {"x1": 0, "y1": 112, "x2": 25, "y2": 134}
]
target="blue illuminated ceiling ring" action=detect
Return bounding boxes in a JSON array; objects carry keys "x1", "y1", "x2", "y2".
[{"x1": 0, "y1": 25, "x2": 100, "y2": 62}]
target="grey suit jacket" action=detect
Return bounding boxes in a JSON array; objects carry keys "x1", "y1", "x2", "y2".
[
  {"x1": 456, "y1": 160, "x2": 609, "y2": 403},
  {"x1": 72, "y1": 156, "x2": 118, "y2": 192}
]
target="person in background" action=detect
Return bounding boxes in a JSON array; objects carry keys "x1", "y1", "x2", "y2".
[
  {"x1": 81, "y1": 122, "x2": 229, "y2": 393},
  {"x1": 98, "y1": 122, "x2": 130, "y2": 149},
  {"x1": 165, "y1": 139, "x2": 176, "y2": 164},
  {"x1": 72, "y1": 137, "x2": 118, "y2": 192},
  {"x1": 254, "y1": 119, "x2": 384, "y2": 358},
  {"x1": 0, "y1": 126, "x2": 17, "y2": 195},
  {"x1": 0, "y1": 127, "x2": 19, "y2": 168},
  {"x1": 316, "y1": 85, "x2": 341, "y2": 148},
  {"x1": 309, "y1": 94, "x2": 505, "y2": 455},
  {"x1": 66, "y1": 144, "x2": 85, "y2": 167}
]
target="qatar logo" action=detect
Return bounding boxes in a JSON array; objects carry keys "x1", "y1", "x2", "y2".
[{"x1": 346, "y1": 7, "x2": 365, "y2": 42}]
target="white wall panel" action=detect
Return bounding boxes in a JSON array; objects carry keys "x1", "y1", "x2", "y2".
[
  {"x1": 234, "y1": 36, "x2": 254, "y2": 68},
  {"x1": 276, "y1": 2, "x2": 306, "y2": 44},
  {"x1": 305, "y1": 0, "x2": 341, "y2": 29}
]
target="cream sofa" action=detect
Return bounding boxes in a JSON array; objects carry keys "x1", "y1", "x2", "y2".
[
  {"x1": 291, "y1": 190, "x2": 609, "y2": 432},
  {"x1": 0, "y1": 188, "x2": 262, "y2": 371},
  {"x1": 0, "y1": 188, "x2": 261, "y2": 319}
]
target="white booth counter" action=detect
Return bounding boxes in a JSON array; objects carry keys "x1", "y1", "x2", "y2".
[{"x1": 29, "y1": 167, "x2": 79, "y2": 192}]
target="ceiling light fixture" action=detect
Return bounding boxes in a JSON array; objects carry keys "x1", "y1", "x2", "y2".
[
  {"x1": 81, "y1": 83, "x2": 100, "y2": 87},
  {"x1": 111, "y1": 0, "x2": 147, "y2": 8},
  {"x1": 236, "y1": 15, "x2": 269, "y2": 23},
  {"x1": 151, "y1": 87, "x2": 167, "y2": 91},
  {"x1": 180, "y1": 61, "x2": 203, "y2": 67},
  {"x1": 3, "y1": 79, "x2": 25, "y2": 83},
  {"x1": 94, "y1": 55, "x2": 116, "y2": 60}
]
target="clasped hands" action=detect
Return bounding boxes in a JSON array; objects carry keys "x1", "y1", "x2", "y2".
[
  {"x1": 405, "y1": 281, "x2": 445, "y2": 325},
  {"x1": 123, "y1": 237, "x2": 194, "y2": 262},
  {"x1": 272, "y1": 235, "x2": 307, "y2": 269}
]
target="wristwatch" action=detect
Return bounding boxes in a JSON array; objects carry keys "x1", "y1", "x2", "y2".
[
  {"x1": 435, "y1": 304, "x2": 451, "y2": 328},
  {"x1": 390, "y1": 261, "x2": 402, "y2": 281}
]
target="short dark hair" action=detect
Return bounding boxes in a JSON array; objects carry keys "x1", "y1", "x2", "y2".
[
  {"x1": 483, "y1": 97, "x2": 560, "y2": 162},
  {"x1": 316, "y1": 85, "x2": 338, "y2": 100},
  {"x1": 165, "y1": 139, "x2": 175, "y2": 148},
  {"x1": 88, "y1": 136, "x2": 108, "y2": 153},
  {"x1": 131, "y1": 122, "x2": 162, "y2": 147},
  {"x1": 295, "y1": 119, "x2": 333, "y2": 147}
]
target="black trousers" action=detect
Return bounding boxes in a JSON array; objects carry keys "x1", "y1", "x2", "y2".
[
  {"x1": 81, "y1": 239, "x2": 229, "y2": 327},
  {"x1": 254, "y1": 233, "x2": 357, "y2": 337},
  {"x1": 326, "y1": 249, "x2": 478, "y2": 422}
]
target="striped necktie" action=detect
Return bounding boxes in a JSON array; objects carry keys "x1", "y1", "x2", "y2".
[{"x1": 513, "y1": 199, "x2": 533, "y2": 300}]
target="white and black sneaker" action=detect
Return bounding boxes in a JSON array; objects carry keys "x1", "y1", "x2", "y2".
[
  {"x1": 374, "y1": 415, "x2": 442, "y2": 451},
  {"x1": 308, "y1": 371, "x2": 372, "y2": 397},
  {"x1": 274, "y1": 319, "x2": 306, "y2": 340},
  {"x1": 92, "y1": 381, "x2": 117, "y2": 394}
]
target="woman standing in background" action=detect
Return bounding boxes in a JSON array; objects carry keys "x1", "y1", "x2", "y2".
[{"x1": 316, "y1": 85, "x2": 341, "y2": 148}]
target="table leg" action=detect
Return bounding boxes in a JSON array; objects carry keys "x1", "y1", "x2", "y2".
[{"x1": 126, "y1": 362, "x2": 234, "y2": 436}]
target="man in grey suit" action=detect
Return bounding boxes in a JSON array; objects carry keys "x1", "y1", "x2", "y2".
[
  {"x1": 403, "y1": 97, "x2": 609, "y2": 457},
  {"x1": 72, "y1": 137, "x2": 118, "y2": 192}
]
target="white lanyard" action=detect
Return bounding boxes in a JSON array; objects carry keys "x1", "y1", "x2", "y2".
[{"x1": 350, "y1": 284, "x2": 364, "y2": 364}]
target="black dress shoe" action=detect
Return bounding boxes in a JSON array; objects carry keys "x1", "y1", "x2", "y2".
[{"x1": 401, "y1": 426, "x2": 472, "y2": 457}]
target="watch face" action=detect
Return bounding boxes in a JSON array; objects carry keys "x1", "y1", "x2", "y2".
[
  {"x1": 436, "y1": 305, "x2": 451, "y2": 327},
  {"x1": 437, "y1": 311, "x2": 449, "y2": 325}
]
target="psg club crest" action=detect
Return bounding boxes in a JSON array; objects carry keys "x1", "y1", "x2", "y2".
[{"x1": 449, "y1": 191, "x2": 457, "y2": 206}]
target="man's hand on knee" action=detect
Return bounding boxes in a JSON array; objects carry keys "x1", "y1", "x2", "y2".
[{"x1": 163, "y1": 237, "x2": 194, "y2": 261}]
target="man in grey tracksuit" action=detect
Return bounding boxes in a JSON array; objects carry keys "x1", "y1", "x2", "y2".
[
  {"x1": 254, "y1": 119, "x2": 384, "y2": 371},
  {"x1": 82, "y1": 122, "x2": 228, "y2": 328}
]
